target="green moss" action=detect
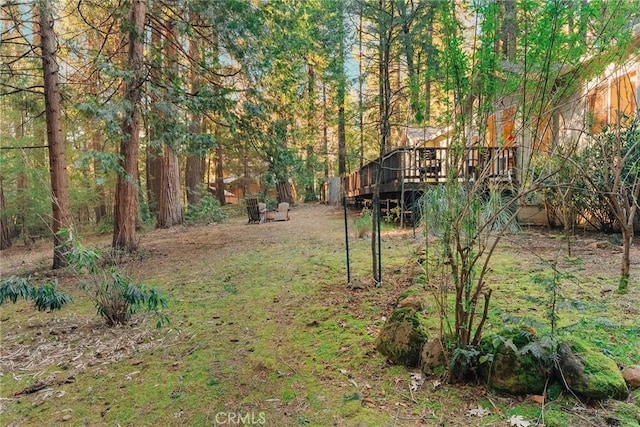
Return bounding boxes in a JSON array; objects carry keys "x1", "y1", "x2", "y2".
[
  {"x1": 543, "y1": 411, "x2": 570, "y2": 427},
  {"x1": 397, "y1": 287, "x2": 421, "y2": 301},
  {"x1": 561, "y1": 338, "x2": 629, "y2": 399},
  {"x1": 547, "y1": 383, "x2": 563, "y2": 400},
  {"x1": 377, "y1": 307, "x2": 429, "y2": 367},
  {"x1": 480, "y1": 324, "x2": 538, "y2": 353},
  {"x1": 480, "y1": 325, "x2": 548, "y2": 395},
  {"x1": 614, "y1": 402, "x2": 640, "y2": 425}
]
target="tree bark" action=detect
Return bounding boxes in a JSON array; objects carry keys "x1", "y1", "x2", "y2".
[
  {"x1": 146, "y1": 12, "x2": 162, "y2": 216},
  {"x1": 0, "y1": 178, "x2": 11, "y2": 250},
  {"x1": 185, "y1": 152, "x2": 205, "y2": 205},
  {"x1": 371, "y1": 0, "x2": 393, "y2": 285},
  {"x1": 156, "y1": 16, "x2": 183, "y2": 227},
  {"x1": 215, "y1": 140, "x2": 225, "y2": 206},
  {"x1": 336, "y1": 5, "x2": 347, "y2": 179},
  {"x1": 157, "y1": 145, "x2": 183, "y2": 227},
  {"x1": 185, "y1": 19, "x2": 205, "y2": 207},
  {"x1": 619, "y1": 224, "x2": 632, "y2": 292},
  {"x1": 38, "y1": 1, "x2": 73, "y2": 268},
  {"x1": 113, "y1": 0, "x2": 145, "y2": 252}
]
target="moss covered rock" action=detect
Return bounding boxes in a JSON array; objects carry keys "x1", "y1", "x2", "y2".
[
  {"x1": 479, "y1": 326, "x2": 548, "y2": 395},
  {"x1": 557, "y1": 340, "x2": 629, "y2": 400},
  {"x1": 377, "y1": 289, "x2": 429, "y2": 367}
]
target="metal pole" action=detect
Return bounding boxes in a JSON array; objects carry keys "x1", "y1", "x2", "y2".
[
  {"x1": 377, "y1": 197, "x2": 382, "y2": 286},
  {"x1": 343, "y1": 196, "x2": 351, "y2": 284}
]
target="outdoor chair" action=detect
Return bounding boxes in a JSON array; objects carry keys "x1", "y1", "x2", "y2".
[
  {"x1": 258, "y1": 202, "x2": 271, "y2": 222},
  {"x1": 246, "y1": 198, "x2": 261, "y2": 224},
  {"x1": 273, "y1": 202, "x2": 290, "y2": 221}
]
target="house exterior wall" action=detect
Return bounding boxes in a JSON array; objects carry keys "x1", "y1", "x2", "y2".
[{"x1": 515, "y1": 41, "x2": 639, "y2": 226}]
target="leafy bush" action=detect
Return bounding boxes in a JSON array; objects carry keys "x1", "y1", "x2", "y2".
[
  {"x1": 185, "y1": 194, "x2": 226, "y2": 225},
  {"x1": 66, "y1": 243, "x2": 169, "y2": 328},
  {"x1": 31, "y1": 281, "x2": 73, "y2": 311},
  {"x1": 418, "y1": 184, "x2": 519, "y2": 381},
  {"x1": 573, "y1": 118, "x2": 640, "y2": 233},
  {"x1": 0, "y1": 275, "x2": 71, "y2": 312}
]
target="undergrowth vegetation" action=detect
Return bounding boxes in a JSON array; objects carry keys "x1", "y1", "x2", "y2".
[
  {"x1": 66, "y1": 243, "x2": 169, "y2": 328},
  {"x1": 184, "y1": 194, "x2": 227, "y2": 225},
  {"x1": 0, "y1": 205, "x2": 638, "y2": 426}
]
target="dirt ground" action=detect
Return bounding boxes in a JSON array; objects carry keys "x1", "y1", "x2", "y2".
[
  {"x1": 1, "y1": 203, "x2": 639, "y2": 426},
  {"x1": 2, "y1": 204, "x2": 638, "y2": 281},
  {"x1": 1, "y1": 204, "x2": 349, "y2": 277}
]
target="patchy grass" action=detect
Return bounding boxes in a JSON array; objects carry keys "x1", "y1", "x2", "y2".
[{"x1": 1, "y1": 204, "x2": 638, "y2": 426}]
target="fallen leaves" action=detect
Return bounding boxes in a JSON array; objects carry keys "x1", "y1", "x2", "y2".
[
  {"x1": 409, "y1": 372, "x2": 424, "y2": 391},
  {"x1": 509, "y1": 415, "x2": 531, "y2": 427},
  {"x1": 467, "y1": 404, "x2": 490, "y2": 418}
]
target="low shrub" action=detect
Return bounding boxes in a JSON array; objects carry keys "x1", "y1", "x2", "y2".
[
  {"x1": 66, "y1": 243, "x2": 169, "y2": 328},
  {"x1": 185, "y1": 194, "x2": 226, "y2": 225},
  {"x1": 0, "y1": 275, "x2": 71, "y2": 312},
  {"x1": 353, "y1": 208, "x2": 372, "y2": 238}
]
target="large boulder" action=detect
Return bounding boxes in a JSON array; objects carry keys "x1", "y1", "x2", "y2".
[
  {"x1": 479, "y1": 326, "x2": 548, "y2": 395},
  {"x1": 377, "y1": 288, "x2": 429, "y2": 367},
  {"x1": 557, "y1": 340, "x2": 629, "y2": 400}
]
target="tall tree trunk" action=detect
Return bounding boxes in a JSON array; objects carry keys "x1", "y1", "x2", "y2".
[
  {"x1": 305, "y1": 62, "x2": 316, "y2": 201},
  {"x1": 0, "y1": 177, "x2": 11, "y2": 250},
  {"x1": 185, "y1": 11, "x2": 205, "y2": 206},
  {"x1": 156, "y1": 16, "x2": 182, "y2": 227},
  {"x1": 185, "y1": 149, "x2": 205, "y2": 205},
  {"x1": 323, "y1": 80, "x2": 330, "y2": 179},
  {"x1": 502, "y1": 0, "x2": 517, "y2": 60},
  {"x1": 215, "y1": 134, "x2": 225, "y2": 206},
  {"x1": 87, "y1": 31, "x2": 108, "y2": 224},
  {"x1": 424, "y1": 8, "x2": 435, "y2": 124},
  {"x1": 398, "y1": 0, "x2": 419, "y2": 118},
  {"x1": 38, "y1": 1, "x2": 73, "y2": 269},
  {"x1": 358, "y1": 10, "x2": 364, "y2": 168},
  {"x1": 113, "y1": 0, "x2": 145, "y2": 252},
  {"x1": 157, "y1": 145, "x2": 182, "y2": 227},
  {"x1": 92, "y1": 135, "x2": 108, "y2": 224},
  {"x1": 372, "y1": 0, "x2": 393, "y2": 285},
  {"x1": 336, "y1": 3, "x2": 347, "y2": 179},
  {"x1": 146, "y1": 12, "x2": 162, "y2": 217}
]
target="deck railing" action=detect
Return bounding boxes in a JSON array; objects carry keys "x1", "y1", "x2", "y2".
[{"x1": 343, "y1": 146, "x2": 516, "y2": 198}]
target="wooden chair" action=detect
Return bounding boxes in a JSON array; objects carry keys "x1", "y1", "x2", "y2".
[
  {"x1": 273, "y1": 202, "x2": 290, "y2": 221},
  {"x1": 246, "y1": 198, "x2": 261, "y2": 224},
  {"x1": 258, "y1": 202, "x2": 270, "y2": 222}
]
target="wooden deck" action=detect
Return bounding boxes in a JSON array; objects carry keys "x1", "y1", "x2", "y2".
[{"x1": 343, "y1": 146, "x2": 517, "y2": 201}]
